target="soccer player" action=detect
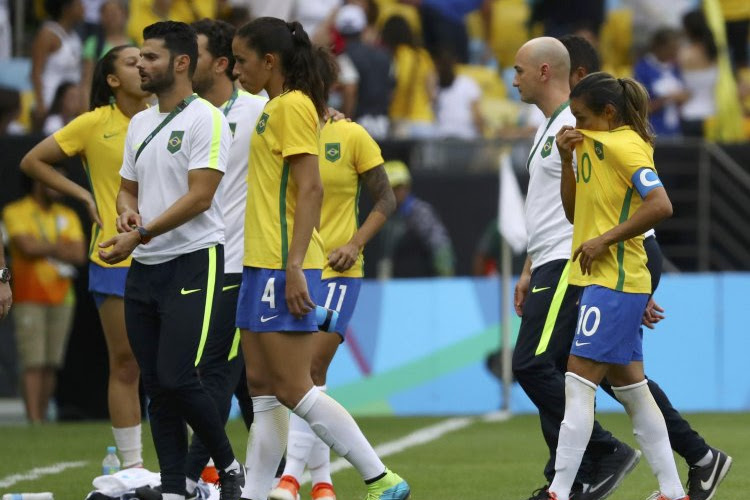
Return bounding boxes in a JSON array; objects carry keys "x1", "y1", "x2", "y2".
[
  {"x1": 271, "y1": 48, "x2": 396, "y2": 500},
  {"x1": 183, "y1": 18, "x2": 266, "y2": 498},
  {"x1": 231, "y1": 17, "x2": 409, "y2": 500},
  {"x1": 550, "y1": 72, "x2": 684, "y2": 500},
  {"x1": 561, "y1": 34, "x2": 732, "y2": 500},
  {"x1": 20, "y1": 44, "x2": 150, "y2": 467},
  {"x1": 98, "y1": 21, "x2": 244, "y2": 500},
  {"x1": 511, "y1": 38, "x2": 638, "y2": 500}
]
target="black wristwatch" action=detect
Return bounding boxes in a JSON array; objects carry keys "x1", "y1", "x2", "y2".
[
  {"x1": 0, "y1": 267, "x2": 10, "y2": 284},
  {"x1": 136, "y1": 226, "x2": 152, "y2": 245}
]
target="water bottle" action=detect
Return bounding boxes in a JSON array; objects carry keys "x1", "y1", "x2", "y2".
[
  {"x1": 2, "y1": 494, "x2": 54, "y2": 500},
  {"x1": 102, "y1": 445, "x2": 121, "y2": 475},
  {"x1": 315, "y1": 305, "x2": 339, "y2": 333}
]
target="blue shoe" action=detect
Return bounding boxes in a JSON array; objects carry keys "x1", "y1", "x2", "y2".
[{"x1": 366, "y1": 469, "x2": 410, "y2": 500}]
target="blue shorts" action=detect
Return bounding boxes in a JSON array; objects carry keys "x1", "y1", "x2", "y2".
[
  {"x1": 89, "y1": 262, "x2": 129, "y2": 308},
  {"x1": 236, "y1": 267, "x2": 322, "y2": 332},
  {"x1": 569, "y1": 285, "x2": 649, "y2": 365},
  {"x1": 316, "y1": 277, "x2": 361, "y2": 340}
]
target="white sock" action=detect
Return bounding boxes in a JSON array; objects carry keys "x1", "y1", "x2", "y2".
[
  {"x1": 308, "y1": 385, "x2": 332, "y2": 485},
  {"x1": 185, "y1": 477, "x2": 197, "y2": 495},
  {"x1": 284, "y1": 412, "x2": 316, "y2": 481},
  {"x1": 112, "y1": 424, "x2": 142, "y2": 468},
  {"x1": 613, "y1": 380, "x2": 685, "y2": 500},
  {"x1": 241, "y1": 396, "x2": 289, "y2": 500},
  {"x1": 224, "y1": 459, "x2": 241, "y2": 473},
  {"x1": 549, "y1": 372, "x2": 597, "y2": 500},
  {"x1": 162, "y1": 495, "x2": 185, "y2": 500},
  {"x1": 293, "y1": 386, "x2": 385, "y2": 481},
  {"x1": 694, "y1": 449, "x2": 713, "y2": 467}
]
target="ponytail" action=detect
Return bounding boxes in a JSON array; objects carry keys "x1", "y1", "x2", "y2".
[
  {"x1": 236, "y1": 17, "x2": 327, "y2": 118},
  {"x1": 618, "y1": 77, "x2": 654, "y2": 145},
  {"x1": 90, "y1": 44, "x2": 133, "y2": 110},
  {"x1": 571, "y1": 71, "x2": 654, "y2": 145}
]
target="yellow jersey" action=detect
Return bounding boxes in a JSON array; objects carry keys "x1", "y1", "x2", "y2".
[
  {"x1": 389, "y1": 46, "x2": 435, "y2": 123},
  {"x1": 568, "y1": 126, "x2": 654, "y2": 294},
  {"x1": 319, "y1": 120, "x2": 383, "y2": 279},
  {"x1": 54, "y1": 104, "x2": 132, "y2": 268},
  {"x1": 244, "y1": 91, "x2": 325, "y2": 270},
  {"x1": 2, "y1": 196, "x2": 84, "y2": 304}
]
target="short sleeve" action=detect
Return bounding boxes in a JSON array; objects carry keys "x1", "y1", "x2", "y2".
[
  {"x1": 54, "y1": 110, "x2": 97, "y2": 157},
  {"x1": 351, "y1": 124, "x2": 383, "y2": 174},
  {"x1": 187, "y1": 104, "x2": 231, "y2": 173},
  {"x1": 2, "y1": 204, "x2": 26, "y2": 238},
  {"x1": 59, "y1": 208, "x2": 84, "y2": 241},
  {"x1": 119, "y1": 119, "x2": 138, "y2": 181},
  {"x1": 611, "y1": 139, "x2": 654, "y2": 182},
  {"x1": 277, "y1": 93, "x2": 319, "y2": 159}
]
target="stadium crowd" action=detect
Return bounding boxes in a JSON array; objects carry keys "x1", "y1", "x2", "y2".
[{"x1": 0, "y1": 0, "x2": 749, "y2": 141}]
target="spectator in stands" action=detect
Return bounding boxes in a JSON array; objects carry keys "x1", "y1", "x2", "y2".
[
  {"x1": 81, "y1": 0, "x2": 132, "y2": 110},
  {"x1": 376, "y1": 160, "x2": 455, "y2": 278},
  {"x1": 0, "y1": 87, "x2": 21, "y2": 136},
  {"x1": 80, "y1": 0, "x2": 105, "y2": 42},
  {"x1": 433, "y1": 46, "x2": 483, "y2": 139},
  {"x1": 530, "y1": 0, "x2": 604, "y2": 39},
  {"x1": 294, "y1": 0, "x2": 343, "y2": 44},
  {"x1": 2, "y1": 174, "x2": 86, "y2": 423},
  {"x1": 337, "y1": 3, "x2": 394, "y2": 139},
  {"x1": 719, "y1": 0, "x2": 749, "y2": 72},
  {"x1": 43, "y1": 82, "x2": 81, "y2": 135},
  {"x1": 31, "y1": 0, "x2": 84, "y2": 131},
  {"x1": 127, "y1": 0, "x2": 215, "y2": 45},
  {"x1": 634, "y1": 27, "x2": 689, "y2": 137},
  {"x1": 0, "y1": 0, "x2": 10, "y2": 59},
  {"x1": 678, "y1": 9, "x2": 718, "y2": 137},
  {"x1": 381, "y1": 15, "x2": 437, "y2": 138},
  {"x1": 398, "y1": 0, "x2": 485, "y2": 63}
]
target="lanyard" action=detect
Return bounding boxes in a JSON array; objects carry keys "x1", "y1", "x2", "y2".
[
  {"x1": 134, "y1": 94, "x2": 197, "y2": 163},
  {"x1": 525, "y1": 100, "x2": 569, "y2": 171},
  {"x1": 222, "y1": 89, "x2": 239, "y2": 117}
]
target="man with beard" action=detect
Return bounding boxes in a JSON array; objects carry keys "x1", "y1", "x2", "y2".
[{"x1": 98, "y1": 21, "x2": 244, "y2": 500}]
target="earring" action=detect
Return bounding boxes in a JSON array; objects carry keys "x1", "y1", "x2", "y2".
[{"x1": 109, "y1": 95, "x2": 116, "y2": 108}]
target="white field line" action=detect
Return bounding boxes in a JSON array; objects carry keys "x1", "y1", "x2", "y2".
[
  {"x1": 0, "y1": 461, "x2": 88, "y2": 488},
  {"x1": 301, "y1": 416, "x2": 484, "y2": 485}
]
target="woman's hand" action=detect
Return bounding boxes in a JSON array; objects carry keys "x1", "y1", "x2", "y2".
[
  {"x1": 82, "y1": 192, "x2": 103, "y2": 227},
  {"x1": 328, "y1": 243, "x2": 359, "y2": 273},
  {"x1": 555, "y1": 125, "x2": 583, "y2": 165},
  {"x1": 285, "y1": 266, "x2": 315, "y2": 318},
  {"x1": 572, "y1": 235, "x2": 609, "y2": 275}
]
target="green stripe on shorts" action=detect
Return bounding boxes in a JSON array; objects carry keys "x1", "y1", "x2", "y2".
[{"x1": 535, "y1": 261, "x2": 571, "y2": 356}]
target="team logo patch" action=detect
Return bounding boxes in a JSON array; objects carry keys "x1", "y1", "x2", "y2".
[
  {"x1": 256, "y1": 113, "x2": 269, "y2": 134},
  {"x1": 325, "y1": 142, "x2": 341, "y2": 162},
  {"x1": 541, "y1": 136, "x2": 555, "y2": 158},
  {"x1": 167, "y1": 131, "x2": 184, "y2": 154},
  {"x1": 594, "y1": 140, "x2": 604, "y2": 160},
  {"x1": 229, "y1": 122, "x2": 237, "y2": 137}
]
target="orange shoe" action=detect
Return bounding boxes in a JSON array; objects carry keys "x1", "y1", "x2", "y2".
[
  {"x1": 268, "y1": 474, "x2": 301, "y2": 500},
  {"x1": 200, "y1": 464, "x2": 219, "y2": 484},
  {"x1": 312, "y1": 482, "x2": 336, "y2": 500},
  {"x1": 645, "y1": 494, "x2": 690, "y2": 500}
]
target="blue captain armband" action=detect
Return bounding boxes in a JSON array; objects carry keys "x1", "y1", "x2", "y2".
[{"x1": 632, "y1": 167, "x2": 664, "y2": 198}]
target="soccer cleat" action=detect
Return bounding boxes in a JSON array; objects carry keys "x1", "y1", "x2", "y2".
[
  {"x1": 202, "y1": 464, "x2": 220, "y2": 484},
  {"x1": 365, "y1": 469, "x2": 410, "y2": 500},
  {"x1": 578, "y1": 443, "x2": 641, "y2": 500},
  {"x1": 644, "y1": 493, "x2": 690, "y2": 500},
  {"x1": 218, "y1": 463, "x2": 246, "y2": 500},
  {"x1": 686, "y1": 447, "x2": 732, "y2": 500},
  {"x1": 268, "y1": 475, "x2": 301, "y2": 500},
  {"x1": 311, "y1": 482, "x2": 337, "y2": 500},
  {"x1": 527, "y1": 486, "x2": 551, "y2": 500}
]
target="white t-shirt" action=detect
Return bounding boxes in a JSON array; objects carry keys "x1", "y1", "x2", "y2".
[
  {"x1": 525, "y1": 103, "x2": 576, "y2": 271},
  {"x1": 435, "y1": 74, "x2": 482, "y2": 140},
  {"x1": 120, "y1": 96, "x2": 231, "y2": 265},
  {"x1": 220, "y1": 90, "x2": 267, "y2": 274}
]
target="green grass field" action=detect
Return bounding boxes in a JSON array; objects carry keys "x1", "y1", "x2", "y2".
[{"x1": 0, "y1": 412, "x2": 746, "y2": 499}]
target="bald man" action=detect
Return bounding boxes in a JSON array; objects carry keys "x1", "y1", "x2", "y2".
[{"x1": 510, "y1": 37, "x2": 639, "y2": 500}]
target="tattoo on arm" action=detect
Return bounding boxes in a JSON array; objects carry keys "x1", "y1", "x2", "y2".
[{"x1": 362, "y1": 165, "x2": 396, "y2": 217}]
